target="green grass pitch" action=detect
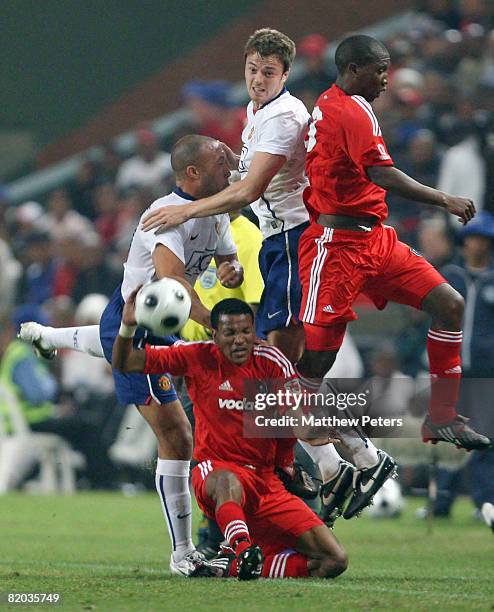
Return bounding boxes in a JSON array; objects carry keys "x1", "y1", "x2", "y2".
[{"x1": 1, "y1": 493, "x2": 492, "y2": 611}]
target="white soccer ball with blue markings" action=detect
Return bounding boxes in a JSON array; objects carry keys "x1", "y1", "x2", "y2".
[
  {"x1": 366, "y1": 478, "x2": 405, "y2": 518},
  {"x1": 135, "y1": 278, "x2": 191, "y2": 336}
]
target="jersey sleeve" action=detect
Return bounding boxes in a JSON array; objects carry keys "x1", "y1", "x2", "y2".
[
  {"x1": 140, "y1": 225, "x2": 187, "y2": 264},
  {"x1": 214, "y1": 215, "x2": 237, "y2": 256},
  {"x1": 256, "y1": 111, "x2": 307, "y2": 158},
  {"x1": 144, "y1": 341, "x2": 200, "y2": 376},
  {"x1": 343, "y1": 97, "x2": 393, "y2": 169}
]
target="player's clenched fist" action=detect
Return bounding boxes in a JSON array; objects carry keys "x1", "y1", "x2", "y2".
[
  {"x1": 217, "y1": 261, "x2": 244, "y2": 289},
  {"x1": 443, "y1": 194, "x2": 476, "y2": 225}
]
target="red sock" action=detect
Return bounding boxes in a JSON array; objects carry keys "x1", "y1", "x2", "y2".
[
  {"x1": 261, "y1": 552, "x2": 309, "y2": 578},
  {"x1": 215, "y1": 501, "x2": 251, "y2": 557},
  {"x1": 427, "y1": 329, "x2": 462, "y2": 424}
]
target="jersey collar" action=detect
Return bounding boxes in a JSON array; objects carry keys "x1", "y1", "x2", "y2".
[
  {"x1": 173, "y1": 187, "x2": 196, "y2": 201},
  {"x1": 259, "y1": 86, "x2": 288, "y2": 110}
]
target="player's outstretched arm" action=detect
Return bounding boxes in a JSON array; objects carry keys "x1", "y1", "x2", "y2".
[
  {"x1": 141, "y1": 152, "x2": 286, "y2": 232},
  {"x1": 367, "y1": 165, "x2": 476, "y2": 224},
  {"x1": 112, "y1": 287, "x2": 147, "y2": 373}
]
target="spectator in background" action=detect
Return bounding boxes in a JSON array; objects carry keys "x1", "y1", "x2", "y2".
[
  {"x1": 417, "y1": 216, "x2": 454, "y2": 267},
  {"x1": 0, "y1": 304, "x2": 116, "y2": 489},
  {"x1": 9, "y1": 201, "x2": 44, "y2": 257},
  {"x1": 437, "y1": 115, "x2": 486, "y2": 212},
  {"x1": 116, "y1": 128, "x2": 173, "y2": 197},
  {"x1": 68, "y1": 159, "x2": 100, "y2": 221},
  {"x1": 39, "y1": 188, "x2": 93, "y2": 243},
  {"x1": 93, "y1": 183, "x2": 131, "y2": 247},
  {"x1": 289, "y1": 34, "x2": 335, "y2": 111},
  {"x1": 182, "y1": 80, "x2": 245, "y2": 153},
  {"x1": 16, "y1": 231, "x2": 57, "y2": 306},
  {"x1": 0, "y1": 235, "x2": 21, "y2": 317},
  {"x1": 70, "y1": 236, "x2": 121, "y2": 304},
  {"x1": 424, "y1": 211, "x2": 494, "y2": 525}
]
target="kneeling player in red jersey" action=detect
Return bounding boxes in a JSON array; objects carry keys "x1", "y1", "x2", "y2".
[{"x1": 113, "y1": 294, "x2": 348, "y2": 580}]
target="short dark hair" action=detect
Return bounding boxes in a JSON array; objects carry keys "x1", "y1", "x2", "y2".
[
  {"x1": 334, "y1": 35, "x2": 388, "y2": 74},
  {"x1": 171, "y1": 134, "x2": 217, "y2": 178},
  {"x1": 211, "y1": 299, "x2": 254, "y2": 330},
  {"x1": 244, "y1": 28, "x2": 296, "y2": 72}
]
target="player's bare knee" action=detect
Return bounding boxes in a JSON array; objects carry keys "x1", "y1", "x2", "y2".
[
  {"x1": 213, "y1": 470, "x2": 243, "y2": 506},
  {"x1": 446, "y1": 291, "x2": 464, "y2": 328},
  {"x1": 156, "y1": 419, "x2": 193, "y2": 458},
  {"x1": 320, "y1": 549, "x2": 348, "y2": 578},
  {"x1": 423, "y1": 284, "x2": 464, "y2": 329}
]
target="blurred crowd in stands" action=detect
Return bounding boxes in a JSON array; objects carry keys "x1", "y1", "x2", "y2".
[{"x1": 0, "y1": 1, "x2": 493, "y2": 502}]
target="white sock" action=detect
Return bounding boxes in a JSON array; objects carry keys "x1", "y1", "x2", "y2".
[
  {"x1": 155, "y1": 458, "x2": 194, "y2": 562},
  {"x1": 41, "y1": 325, "x2": 104, "y2": 357},
  {"x1": 298, "y1": 441, "x2": 342, "y2": 483},
  {"x1": 339, "y1": 434, "x2": 379, "y2": 469}
]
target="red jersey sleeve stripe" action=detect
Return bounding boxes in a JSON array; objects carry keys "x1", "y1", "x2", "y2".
[
  {"x1": 253, "y1": 345, "x2": 295, "y2": 378},
  {"x1": 351, "y1": 95, "x2": 381, "y2": 136}
]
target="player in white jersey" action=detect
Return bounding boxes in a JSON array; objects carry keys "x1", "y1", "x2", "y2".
[
  {"x1": 140, "y1": 29, "x2": 389, "y2": 526},
  {"x1": 20, "y1": 135, "x2": 243, "y2": 577}
]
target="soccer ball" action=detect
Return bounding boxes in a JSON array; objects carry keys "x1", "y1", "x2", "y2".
[
  {"x1": 135, "y1": 278, "x2": 191, "y2": 336},
  {"x1": 366, "y1": 478, "x2": 405, "y2": 518}
]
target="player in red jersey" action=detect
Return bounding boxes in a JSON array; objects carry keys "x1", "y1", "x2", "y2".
[
  {"x1": 297, "y1": 35, "x2": 490, "y2": 518},
  {"x1": 296, "y1": 35, "x2": 490, "y2": 464},
  {"x1": 113, "y1": 296, "x2": 348, "y2": 580}
]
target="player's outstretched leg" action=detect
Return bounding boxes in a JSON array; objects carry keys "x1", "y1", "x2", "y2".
[
  {"x1": 19, "y1": 322, "x2": 104, "y2": 359},
  {"x1": 421, "y1": 284, "x2": 490, "y2": 450},
  {"x1": 139, "y1": 399, "x2": 215, "y2": 577}
]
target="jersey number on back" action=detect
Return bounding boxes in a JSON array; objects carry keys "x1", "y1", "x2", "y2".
[{"x1": 306, "y1": 106, "x2": 323, "y2": 153}]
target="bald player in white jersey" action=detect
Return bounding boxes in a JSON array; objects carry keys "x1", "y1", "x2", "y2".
[
  {"x1": 140, "y1": 29, "x2": 391, "y2": 525},
  {"x1": 20, "y1": 135, "x2": 243, "y2": 577}
]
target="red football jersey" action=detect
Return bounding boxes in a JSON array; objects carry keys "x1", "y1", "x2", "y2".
[
  {"x1": 305, "y1": 84, "x2": 394, "y2": 222},
  {"x1": 144, "y1": 341, "x2": 296, "y2": 467}
]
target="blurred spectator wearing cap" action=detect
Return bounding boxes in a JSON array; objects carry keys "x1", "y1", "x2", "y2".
[
  {"x1": 116, "y1": 127, "x2": 173, "y2": 197},
  {"x1": 182, "y1": 80, "x2": 245, "y2": 152},
  {"x1": 426, "y1": 211, "x2": 494, "y2": 520},
  {"x1": 442, "y1": 211, "x2": 494, "y2": 378},
  {"x1": 289, "y1": 33, "x2": 335, "y2": 111},
  {"x1": 8, "y1": 201, "x2": 44, "y2": 255},
  {"x1": 16, "y1": 231, "x2": 58, "y2": 306}
]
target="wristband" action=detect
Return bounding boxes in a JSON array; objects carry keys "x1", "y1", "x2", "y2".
[{"x1": 119, "y1": 322, "x2": 137, "y2": 338}]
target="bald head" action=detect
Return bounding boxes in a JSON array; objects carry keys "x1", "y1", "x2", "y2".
[
  {"x1": 171, "y1": 134, "x2": 217, "y2": 179},
  {"x1": 335, "y1": 35, "x2": 389, "y2": 75}
]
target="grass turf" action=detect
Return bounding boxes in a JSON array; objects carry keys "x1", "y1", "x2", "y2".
[{"x1": 0, "y1": 493, "x2": 492, "y2": 611}]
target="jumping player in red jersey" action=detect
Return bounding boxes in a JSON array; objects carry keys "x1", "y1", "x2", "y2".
[
  {"x1": 113, "y1": 296, "x2": 348, "y2": 580},
  {"x1": 297, "y1": 35, "x2": 491, "y2": 469}
]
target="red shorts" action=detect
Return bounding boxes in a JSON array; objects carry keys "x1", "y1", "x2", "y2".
[
  {"x1": 192, "y1": 459, "x2": 323, "y2": 557},
  {"x1": 299, "y1": 222, "x2": 445, "y2": 333}
]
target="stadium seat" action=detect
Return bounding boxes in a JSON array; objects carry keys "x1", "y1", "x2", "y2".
[
  {"x1": 108, "y1": 404, "x2": 157, "y2": 467},
  {"x1": 0, "y1": 383, "x2": 85, "y2": 494}
]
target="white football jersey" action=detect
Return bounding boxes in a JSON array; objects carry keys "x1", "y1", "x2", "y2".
[
  {"x1": 121, "y1": 188, "x2": 236, "y2": 300},
  {"x1": 239, "y1": 89, "x2": 310, "y2": 239}
]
